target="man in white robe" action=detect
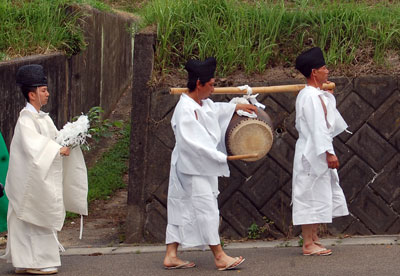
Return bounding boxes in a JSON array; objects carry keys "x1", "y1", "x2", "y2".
[
  {"x1": 1, "y1": 64, "x2": 88, "y2": 274},
  {"x1": 163, "y1": 57, "x2": 256, "y2": 270},
  {"x1": 292, "y1": 47, "x2": 349, "y2": 256}
]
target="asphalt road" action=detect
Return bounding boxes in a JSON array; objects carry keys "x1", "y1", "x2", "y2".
[{"x1": 1, "y1": 244, "x2": 399, "y2": 276}]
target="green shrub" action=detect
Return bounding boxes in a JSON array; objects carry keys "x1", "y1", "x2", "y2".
[{"x1": 248, "y1": 222, "x2": 264, "y2": 239}]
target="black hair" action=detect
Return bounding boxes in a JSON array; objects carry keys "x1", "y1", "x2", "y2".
[
  {"x1": 187, "y1": 78, "x2": 209, "y2": 92},
  {"x1": 20, "y1": 86, "x2": 37, "y2": 102},
  {"x1": 304, "y1": 70, "x2": 312, "y2": 78}
]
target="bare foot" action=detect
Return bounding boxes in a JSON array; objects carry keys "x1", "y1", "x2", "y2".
[
  {"x1": 215, "y1": 254, "x2": 244, "y2": 270},
  {"x1": 313, "y1": 240, "x2": 325, "y2": 248},
  {"x1": 312, "y1": 233, "x2": 325, "y2": 248},
  {"x1": 163, "y1": 255, "x2": 195, "y2": 268},
  {"x1": 303, "y1": 243, "x2": 331, "y2": 255}
]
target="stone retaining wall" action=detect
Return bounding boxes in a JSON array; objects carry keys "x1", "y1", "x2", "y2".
[
  {"x1": 126, "y1": 35, "x2": 400, "y2": 242},
  {"x1": 0, "y1": 6, "x2": 135, "y2": 148}
]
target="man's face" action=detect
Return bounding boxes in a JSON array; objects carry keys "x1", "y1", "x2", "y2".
[
  {"x1": 197, "y1": 78, "x2": 215, "y2": 99},
  {"x1": 31, "y1": 86, "x2": 49, "y2": 106},
  {"x1": 313, "y1": 65, "x2": 329, "y2": 84}
]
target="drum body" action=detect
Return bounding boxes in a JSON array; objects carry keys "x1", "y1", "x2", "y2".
[{"x1": 225, "y1": 108, "x2": 274, "y2": 162}]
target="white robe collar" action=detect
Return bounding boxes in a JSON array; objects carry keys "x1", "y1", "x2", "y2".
[
  {"x1": 25, "y1": 102, "x2": 48, "y2": 117},
  {"x1": 25, "y1": 102, "x2": 38, "y2": 113},
  {"x1": 305, "y1": 85, "x2": 336, "y2": 130},
  {"x1": 181, "y1": 93, "x2": 202, "y2": 108},
  {"x1": 180, "y1": 93, "x2": 220, "y2": 143}
]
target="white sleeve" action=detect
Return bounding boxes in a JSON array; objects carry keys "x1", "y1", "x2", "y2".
[
  {"x1": 174, "y1": 106, "x2": 230, "y2": 176},
  {"x1": 302, "y1": 94, "x2": 335, "y2": 156},
  {"x1": 212, "y1": 102, "x2": 236, "y2": 153}
]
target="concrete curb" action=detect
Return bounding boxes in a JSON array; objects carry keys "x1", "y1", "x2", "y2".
[
  {"x1": 59, "y1": 235, "x2": 399, "y2": 256},
  {"x1": 1, "y1": 235, "x2": 398, "y2": 257}
]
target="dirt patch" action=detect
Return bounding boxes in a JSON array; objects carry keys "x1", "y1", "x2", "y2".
[
  {"x1": 153, "y1": 59, "x2": 400, "y2": 90},
  {"x1": 58, "y1": 88, "x2": 132, "y2": 248},
  {"x1": 59, "y1": 188, "x2": 128, "y2": 247}
]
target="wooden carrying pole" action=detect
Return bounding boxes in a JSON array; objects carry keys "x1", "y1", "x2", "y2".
[{"x1": 170, "y1": 82, "x2": 335, "y2": 94}]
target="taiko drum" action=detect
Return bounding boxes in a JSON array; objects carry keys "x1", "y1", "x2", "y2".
[{"x1": 225, "y1": 108, "x2": 274, "y2": 162}]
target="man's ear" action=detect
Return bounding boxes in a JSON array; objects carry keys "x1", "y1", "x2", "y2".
[{"x1": 28, "y1": 91, "x2": 36, "y2": 102}]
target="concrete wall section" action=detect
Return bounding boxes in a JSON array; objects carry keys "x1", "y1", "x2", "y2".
[
  {"x1": 100, "y1": 11, "x2": 134, "y2": 112},
  {"x1": 67, "y1": 6, "x2": 103, "y2": 120},
  {"x1": 0, "y1": 54, "x2": 68, "y2": 147},
  {"x1": 126, "y1": 32, "x2": 156, "y2": 243},
  {"x1": 0, "y1": 6, "x2": 136, "y2": 148}
]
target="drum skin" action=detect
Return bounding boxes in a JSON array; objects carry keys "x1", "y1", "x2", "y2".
[{"x1": 225, "y1": 108, "x2": 274, "y2": 162}]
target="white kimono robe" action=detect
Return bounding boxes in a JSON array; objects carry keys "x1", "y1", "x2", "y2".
[
  {"x1": 292, "y1": 86, "x2": 349, "y2": 225},
  {"x1": 166, "y1": 93, "x2": 235, "y2": 249},
  {"x1": 2, "y1": 103, "x2": 88, "y2": 268}
]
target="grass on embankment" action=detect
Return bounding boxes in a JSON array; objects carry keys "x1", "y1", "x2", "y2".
[
  {"x1": 4, "y1": 0, "x2": 399, "y2": 74},
  {"x1": 0, "y1": 0, "x2": 110, "y2": 61},
  {"x1": 139, "y1": 0, "x2": 400, "y2": 75},
  {"x1": 87, "y1": 123, "x2": 130, "y2": 202}
]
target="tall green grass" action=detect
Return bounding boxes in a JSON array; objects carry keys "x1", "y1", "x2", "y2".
[
  {"x1": 140, "y1": 0, "x2": 400, "y2": 75},
  {"x1": 0, "y1": 0, "x2": 109, "y2": 61}
]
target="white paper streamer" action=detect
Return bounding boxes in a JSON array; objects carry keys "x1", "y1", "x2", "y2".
[
  {"x1": 237, "y1": 85, "x2": 266, "y2": 109},
  {"x1": 236, "y1": 110, "x2": 257, "y2": 118},
  {"x1": 229, "y1": 95, "x2": 256, "y2": 117},
  {"x1": 53, "y1": 231, "x2": 65, "y2": 252},
  {"x1": 246, "y1": 94, "x2": 266, "y2": 109},
  {"x1": 229, "y1": 84, "x2": 266, "y2": 118},
  {"x1": 79, "y1": 215, "x2": 84, "y2": 240},
  {"x1": 56, "y1": 115, "x2": 91, "y2": 148}
]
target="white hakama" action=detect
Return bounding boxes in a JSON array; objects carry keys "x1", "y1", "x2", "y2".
[
  {"x1": 4, "y1": 206, "x2": 61, "y2": 269},
  {"x1": 166, "y1": 170, "x2": 220, "y2": 249},
  {"x1": 292, "y1": 156, "x2": 349, "y2": 225}
]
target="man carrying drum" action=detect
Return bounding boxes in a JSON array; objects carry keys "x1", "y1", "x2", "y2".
[
  {"x1": 163, "y1": 57, "x2": 256, "y2": 270},
  {"x1": 292, "y1": 47, "x2": 350, "y2": 256}
]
